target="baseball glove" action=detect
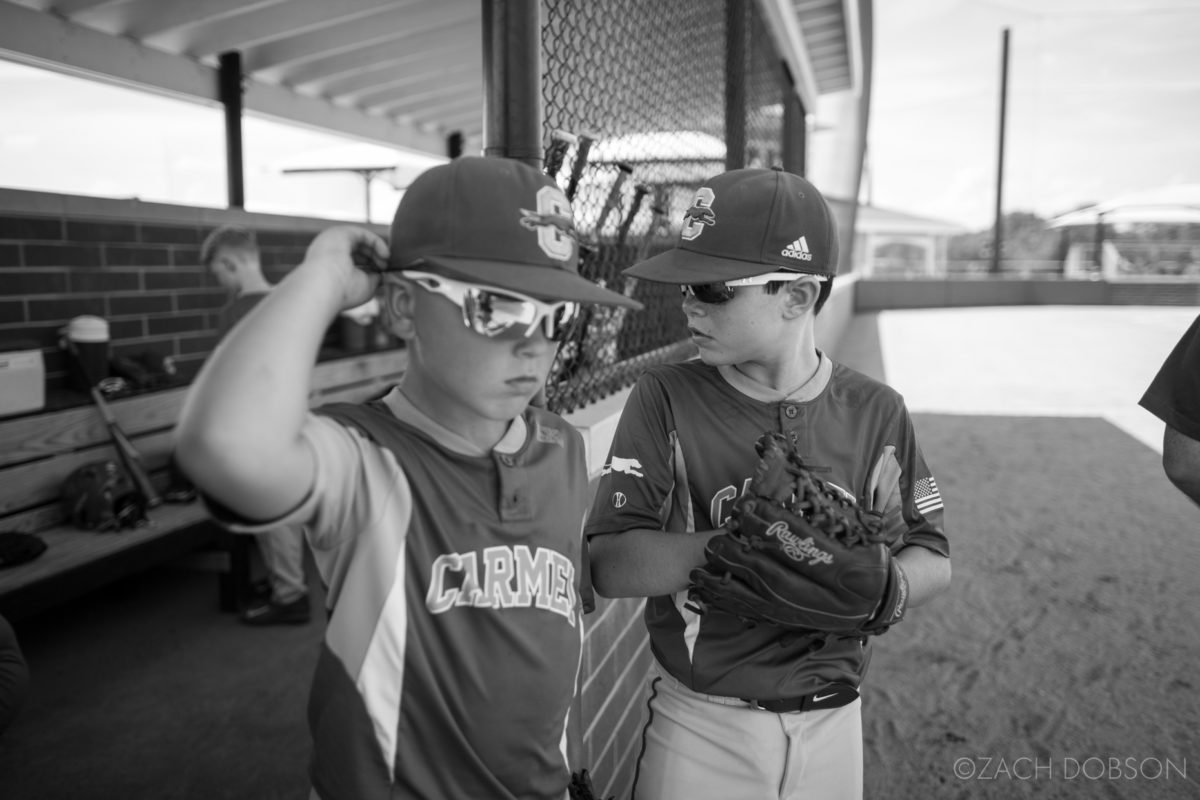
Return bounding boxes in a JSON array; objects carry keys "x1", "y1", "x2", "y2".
[
  {"x1": 688, "y1": 432, "x2": 909, "y2": 638},
  {"x1": 60, "y1": 460, "x2": 149, "y2": 532}
]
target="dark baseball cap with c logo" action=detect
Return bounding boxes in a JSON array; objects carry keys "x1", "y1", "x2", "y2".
[
  {"x1": 625, "y1": 168, "x2": 839, "y2": 284},
  {"x1": 388, "y1": 156, "x2": 641, "y2": 309}
]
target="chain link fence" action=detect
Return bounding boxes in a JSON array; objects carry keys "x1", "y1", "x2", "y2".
[{"x1": 540, "y1": 0, "x2": 788, "y2": 414}]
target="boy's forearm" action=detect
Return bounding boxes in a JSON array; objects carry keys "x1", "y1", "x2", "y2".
[
  {"x1": 181, "y1": 263, "x2": 343, "y2": 443},
  {"x1": 589, "y1": 528, "x2": 721, "y2": 597},
  {"x1": 895, "y1": 545, "x2": 951, "y2": 607}
]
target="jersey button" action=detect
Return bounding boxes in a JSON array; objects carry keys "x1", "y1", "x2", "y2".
[{"x1": 783, "y1": 405, "x2": 799, "y2": 419}]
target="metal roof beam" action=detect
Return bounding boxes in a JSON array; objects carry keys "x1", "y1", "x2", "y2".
[
  {"x1": 239, "y1": 2, "x2": 476, "y2": 73},
  {"x1": 423, "y1": 107, "x2": 484, "y2": 131},
  {"x1": 327, "y1": 60, "x2": 477, "y2": 103},
  {"x1": 276, "y1": 25, "x2": 468, "y2": 88},
  {"x1": 159, "y1": 0, "x2": 411, "y2": 57},
  {"x1": 1, "y1": 1, "x2": 215, "y2": 100},
  {"x1": 0, "y1": 1, "x2": 446, "y2": 154},
  {"x1": 843, "y1": 0, "x2": 863, "y2": 97},
  {"x1": 65, "y1": 0, "x2": 287, "y2": 37},
  {"x1": 365, "y1": 82, "x2": 479, "y2": 115},
  {"x1": 48, "y1": 0, "x2": 123, "y2": 15},
  {"x1": 754, "y1": 0, "x2": 819, "y2": 109},
  {"x1": 126, "y1": 0, "x2": 289, "y2": 40}
]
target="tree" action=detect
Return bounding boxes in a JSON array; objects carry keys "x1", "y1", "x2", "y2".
[{"x1": 948, "y1": 211, "x2": 1061, "y2": 271}]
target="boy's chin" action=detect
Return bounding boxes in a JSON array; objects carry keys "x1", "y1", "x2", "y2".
[{"x1": 695, "y1": 348, "x2": 733, "y2": 367}]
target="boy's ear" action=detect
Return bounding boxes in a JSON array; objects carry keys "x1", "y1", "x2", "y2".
[
  {"x1": 781, "y1": 278, "x2": 820, "y2": 318},
  {"x1": 380, "y1": 279, "x2": 418, "y2": 340}
]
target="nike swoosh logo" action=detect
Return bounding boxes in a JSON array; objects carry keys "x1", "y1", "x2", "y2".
[{"x1": 812, "y1": 692, "x2": 838, "y2": 703}]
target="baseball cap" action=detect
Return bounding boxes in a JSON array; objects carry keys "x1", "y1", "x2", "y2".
[
  {"x1": 389, "y1": 156, "x2": 641, "y2": 309},
  {"x1": 624, "y1": 168, "x2": 839, "y2": 284}
]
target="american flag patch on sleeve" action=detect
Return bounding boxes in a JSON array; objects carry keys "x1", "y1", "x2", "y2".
[{"x1": 913, "y1": 477, "x2": 943, "y2": 514}]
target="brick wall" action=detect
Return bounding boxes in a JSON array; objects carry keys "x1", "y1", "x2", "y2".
[
  {"x1": 0, "y1": 187, "x2": 388, "y2": 397},
  {"x1": 572, "y1": 594, "x2": 654, "y2": 799}
]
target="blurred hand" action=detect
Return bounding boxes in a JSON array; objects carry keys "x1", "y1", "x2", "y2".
[{"x1": 302, "y1": 226, "x2": 389, "y2": 311}]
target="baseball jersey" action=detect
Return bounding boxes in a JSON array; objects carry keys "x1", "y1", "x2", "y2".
[
  {"x1": 231, "y1": 388, "x2": 589, "y2": 800},
  {"x1": 1140, "y1": 313, "x2": 1200, "y2": 440},
  {"x1": 584, "y1": 354, "x2": 949, "y2": 700}
]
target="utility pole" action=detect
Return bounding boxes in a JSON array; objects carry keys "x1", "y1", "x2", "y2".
[{"x1": 990, "y1": 27, "x2": 1010, "y2": 275}]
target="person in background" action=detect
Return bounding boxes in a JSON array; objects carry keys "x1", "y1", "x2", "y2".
[
  {"x1": 200, "y1": 226, "x2": 311, "y2": 625},
  {"x1": 1140, "y1": 313, "x2": 1200, "y2": 507}
]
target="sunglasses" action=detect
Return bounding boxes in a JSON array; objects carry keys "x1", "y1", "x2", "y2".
[
  {"x1": 401, "y1": 271, "x2": 581, "y2": 341},
  {"x1": 680, "y1": 271, "x2": 821, "y2": 305}
]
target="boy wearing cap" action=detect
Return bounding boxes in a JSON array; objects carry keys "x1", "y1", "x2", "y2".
[
  {"x1": 585, "y1": 168, "x2": 951, "y2": 800},
  {"x1": 176, "y1": 156, "x2": 641, "y2": 800}
]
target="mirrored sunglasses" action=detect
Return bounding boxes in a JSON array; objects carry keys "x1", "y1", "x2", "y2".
[
  {"x1": 402, "y1": 271, "x2": 581, "y2": 341},
  {"x1": 680, "y1": 271, "x2": 822, "y2": 305}
]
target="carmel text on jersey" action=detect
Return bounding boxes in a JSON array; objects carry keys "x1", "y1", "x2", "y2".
[{"x1": 425, "y1": 544, "x2": 579, "y2": 624}]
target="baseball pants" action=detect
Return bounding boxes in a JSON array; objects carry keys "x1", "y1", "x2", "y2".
[
  {"x1": 632, "y1": 665, "x2": 863, "y2": 800},
  {"x1": 256, "y1": 523, "x2": 308, "y2": 604}
]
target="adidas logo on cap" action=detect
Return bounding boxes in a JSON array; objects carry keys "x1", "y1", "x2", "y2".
[{"x1": 781, "y1": 236, "x2": 812, "y2": 261}]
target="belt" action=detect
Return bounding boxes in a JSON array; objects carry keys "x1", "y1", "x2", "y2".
[{"x1": 740, "y1": 683, "x2": 859, "y2": 713}]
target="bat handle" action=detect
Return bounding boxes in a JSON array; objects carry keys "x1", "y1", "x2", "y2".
[
  {"x1": 565, "y1": 134, "x2": 595, "y2": 202},
  {"x1": 544, "y1": 129, "x2": 578, "y2": 179},
  {"x1": 597, "y1": 163, "x2": 633, "y2": 234},
  {"x1": 617, "y1": 183, "x2": 650, "y2": 246}
]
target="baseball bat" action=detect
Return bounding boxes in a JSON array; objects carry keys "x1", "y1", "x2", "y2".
[
  {"x1": 616, "y1": 183, "x2": 650, "y2": 246},
  {"x1": 637, "y1": 188, "x2": 671, "y2": 261},
  {"x1": 564, "y1": 133, "x2": 595, "y2": 202},
  {"x1": 64, "y1": 340, "x2": 162, "y2": 508},
  {"x1": 596, "y1": 163, "x2": 633, "y2": 234},
  {"x1": 544, "y1": 129, "x2": 578, "y2": 180},
  {"x1": 89, "y1": 384, "x2": 162, "y2": 508}
]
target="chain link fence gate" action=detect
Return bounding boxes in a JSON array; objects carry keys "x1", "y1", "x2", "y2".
[{"x1": 540, "y1": 0, "x2": 790, "y2": 414}]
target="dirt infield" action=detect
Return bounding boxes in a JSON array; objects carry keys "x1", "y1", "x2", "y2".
[{"x1": 861, "y1": 413, "x2": 1200, "y2": 799}]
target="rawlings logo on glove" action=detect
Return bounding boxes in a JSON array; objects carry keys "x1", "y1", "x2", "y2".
[
  {"x1": 766, "y1": 521, "x2": 834, "y2": 566},
  {"x1": 688, "y1": 432, "x2": 909, "y2": 638}
]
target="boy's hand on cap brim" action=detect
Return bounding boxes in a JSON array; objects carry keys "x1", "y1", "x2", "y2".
[{"x1": 302, "y1": 225, "x2": 390, "y2": 311}]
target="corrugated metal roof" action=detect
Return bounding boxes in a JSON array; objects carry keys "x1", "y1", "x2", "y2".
[{"x1": 0, "y1": 0, "x2": 860, "y2": 156}]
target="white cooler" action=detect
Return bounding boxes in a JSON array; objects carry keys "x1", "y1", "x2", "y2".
[{"x1": 0, "y1": 349, "x2": 46, "y2": 417}]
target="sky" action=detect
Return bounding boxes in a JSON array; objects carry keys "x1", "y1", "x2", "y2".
[
  {"x1": 868, "y1": 0, "x2": 1200, "y2": 230},
  {"x1": 0, "y1": 59, "x2": 440, "y2": 226}
]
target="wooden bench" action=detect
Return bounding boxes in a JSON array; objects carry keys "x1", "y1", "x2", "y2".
[{"x1": 0, "y1": 349, "x2": 407, "y2": 620}]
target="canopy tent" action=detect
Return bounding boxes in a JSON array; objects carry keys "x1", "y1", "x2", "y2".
[{"x1": 1048, "y1": 184, "x2": 1200, "y2": 228}]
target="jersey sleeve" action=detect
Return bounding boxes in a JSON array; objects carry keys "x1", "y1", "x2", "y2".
[
  {"x1": 867, "y1": 403, "x2": 949, "y2": 558},
  {"x1": 1140, "y1": 314, "x2": 1200, "y2": 441},
  {"x1": 583, "y1": 372, "x2": 680, "y2": 538},
  {"x1": 211, "y1": 413, "x2": 413, "y2": 552}
]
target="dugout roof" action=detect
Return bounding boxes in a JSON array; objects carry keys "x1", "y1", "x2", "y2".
[{"x1": 0, "y1": 0, "x2": 864, "y2": 159}]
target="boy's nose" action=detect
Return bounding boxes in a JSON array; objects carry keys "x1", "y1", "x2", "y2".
[
  {"x1": 514, "y1": 327, "x2": 554, "y2": 355},
  {"x1": 681, "y1": 293, "x2": 706, "y2": 317}
]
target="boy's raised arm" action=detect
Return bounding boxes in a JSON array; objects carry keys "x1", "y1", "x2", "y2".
[{"x1": 174, "y1": 226, "x2": 388, "y2": 521}]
